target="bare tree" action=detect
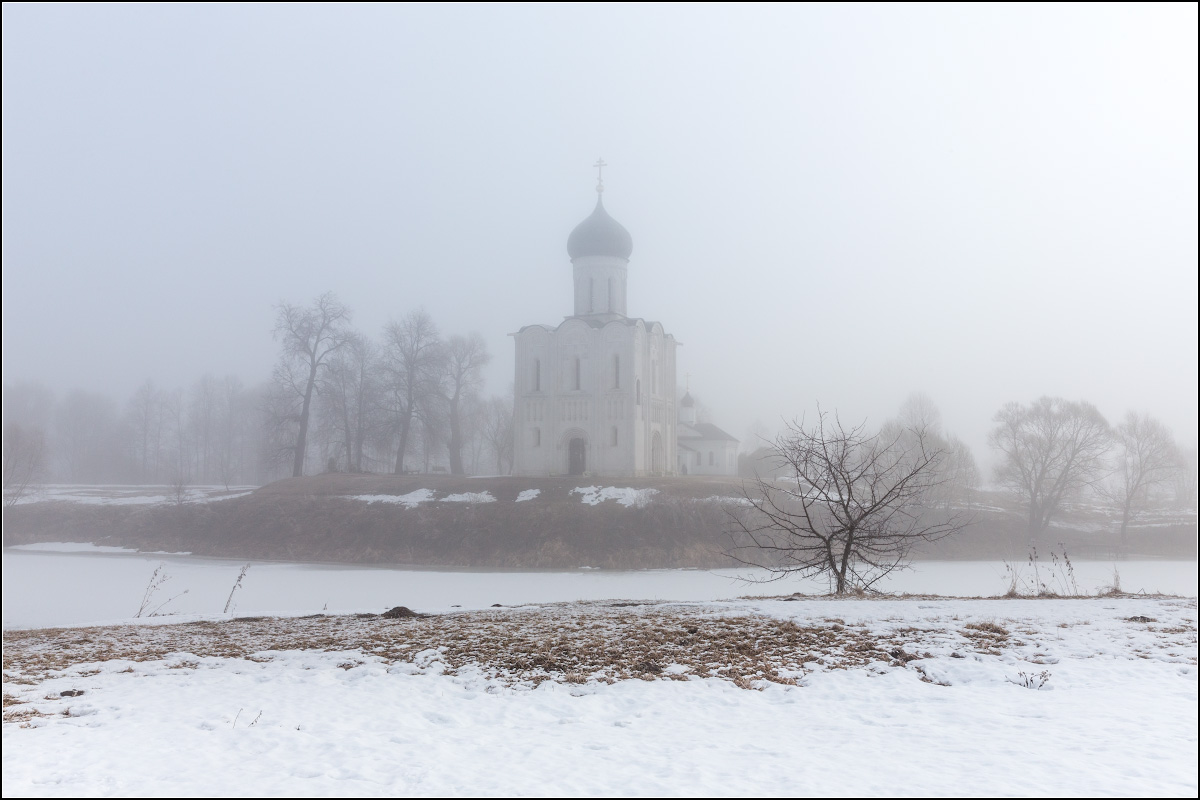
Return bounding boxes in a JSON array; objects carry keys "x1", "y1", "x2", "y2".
[
  {"x1": 479, "y1": 394, "x2": 515, "y2": 475},
  {"x1": 882, "y1": 394, "x2": 979, "y2": 508},
  {"x1": 729, "y1": 410, "x2": 967, "y2": 594},
  {"x1": 380, "y1": 310, "x2": 442, "y2": 475},
  {"x1": 1108, "y1": 412, "x2": 1179, "y2": 548},
  {"x1": 3, "y1": 422, "x2": 47, "y2": 508},
  {"x1": 439, "y1": 333, "x2": 491, "y2": 475},
  {"x1": 1172, "y1": 447, "x2": 1197, "y2": 510},
  {"x1": 127, "y1": 380, "x2": 159, "y2": 482},
  {"x1": 319, "y1": 333, "x2": 377, "y2": 473},
  {"x1": 989, "y1": 396, "x2": 1111, "y2": 544},
  {"x1": 273, "y1": 292, "x2": 352, "y2": 477}
]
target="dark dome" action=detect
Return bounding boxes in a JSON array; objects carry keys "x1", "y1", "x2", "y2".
[
  {"x1": 567, "y1": 195, "x2": 633, "y2": 260},
  {"x1": 680, "y1": 391, "x2": 695, "y2": 408}
]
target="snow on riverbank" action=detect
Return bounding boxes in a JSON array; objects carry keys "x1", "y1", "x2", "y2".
[
  {"x1": 12, "y1": 485, "x2": 254, "y2": 506},
  {"x1": 572, "y1": 485, "x2": 659, "y2": 508},
  {"x1": 2, "y1": 598, "x2": 1195, "y2": 796},
  {"x1": 348, "y1": 489, "x2": 437, "y2": 508}
]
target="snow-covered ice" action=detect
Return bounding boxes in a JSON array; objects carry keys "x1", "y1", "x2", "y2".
[
  {"x1": 4, "y1": 551, "x2": 1196, "y2": 630},
  {"x1": 515, "y1": 489, "x2": 540, "y2": 502},
  {"x1": 9, "y1": 542, "x2": 142, "y2": 555}
]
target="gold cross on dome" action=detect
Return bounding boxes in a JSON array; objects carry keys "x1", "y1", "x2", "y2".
[{"x1": 594, "y1": 158, "x2": 607, "y2": 192}]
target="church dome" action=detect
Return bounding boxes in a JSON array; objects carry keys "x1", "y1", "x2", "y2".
[
  {"x1": 680, "y1": 392, "x2": 694, "y2": 408},
  {"x1": 567, "y1": 195, "x2": 633, "y2": 260}
]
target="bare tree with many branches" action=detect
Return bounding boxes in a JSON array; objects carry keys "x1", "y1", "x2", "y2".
[
  {"x1": 273, "y1": 292, "x2": 352, "y2": 477},
  {"x1": 1107, "y1": 412, "x2": 1179, "y2": 548},
  {"x1": 479, "y1": 394, "x2": 515, "y2": 475},
  {"x1": 989, "y1": 396, "x2": 1111, "y2": 545},
  {"x1": 319, "y1": 333, "x2": 377, "y2": 473},
  {"x1": 439, "y1": 333, "x2": 491, "y2": 476},
  {"x1": 729, "y1": 410, "x2": 968, "y2": 594},
  {"x1": 380, "y1": 310, "x2": 443, "y2": 475}
]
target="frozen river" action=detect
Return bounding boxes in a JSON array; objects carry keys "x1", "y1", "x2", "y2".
[{"x1": 3, "y1": 545, "x2": 1196, "y2": 629}]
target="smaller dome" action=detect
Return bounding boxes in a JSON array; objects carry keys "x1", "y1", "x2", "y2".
[
  {"x1": 680, "y1": 392, "x2": 695, "y2": 408},
  {"x1": 567, "y1": 196, "x2": 633, "y2": 260}
]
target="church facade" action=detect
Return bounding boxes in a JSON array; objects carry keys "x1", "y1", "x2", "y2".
[{"x1": 512, "y1": 174, "x2": 678, "y2": 477}]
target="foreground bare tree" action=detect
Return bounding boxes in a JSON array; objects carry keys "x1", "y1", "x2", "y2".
[
  {"x1": 3, "y1": 422, "x2": 47, "y2": 508},
  {"x1": 989, "y1": 397, "x2": 1111, "y2": 544},
  {"x1": 729, "y1": 411, "x2": 967, "y2": 594},
  {"x1": 273, "y1": 292, "x2": 352, "y2": 477},
  {"x1": 1108, "y1": 412, "x2": 1179, "y2": 548}
]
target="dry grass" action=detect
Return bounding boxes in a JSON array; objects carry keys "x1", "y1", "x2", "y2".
[
  {"x1": 6, "y1": 602, "x2": 1193, "y2": 699},
  {"x1": 2, "y1": 603, "x2": 963, "y2": 689}
]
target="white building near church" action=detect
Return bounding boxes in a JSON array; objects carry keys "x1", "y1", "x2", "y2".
[
  {"x1": 512, "y1": 170, "x2": 678, "y2": 477},
  {"x1": 676, "y1": 391, "x2": 740, "y2": 476}
]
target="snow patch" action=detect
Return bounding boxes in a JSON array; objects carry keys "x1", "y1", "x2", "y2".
[
  {"x1": 700, "y1": 495, "x2": 752, "y2": 506},
  {"x1": 442, "y1": 492, "x2": 497, "y2": 504},
  {"x1": 515, "y1": 489, "x2": 540, "y2": 503},
  {"x1": 572, "y1": 486, "x2": 660, "y2": 508},
  {"x1": 9, "y1": 542, "x2": 141, "y2": 555},
  {"x1": 12, "y1": 485, "x2": 255, "y2": 506},
  {"x1": 347, "y1": 489, "x2": 436, "y2": 508}
]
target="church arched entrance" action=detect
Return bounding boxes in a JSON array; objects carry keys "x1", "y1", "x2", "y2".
[
  {"x1": 568, "y1": 437, "x2": 587, "y2": 476},
  {"x1": 651, "y1": 432, "x2": 663, "y2": 475}
]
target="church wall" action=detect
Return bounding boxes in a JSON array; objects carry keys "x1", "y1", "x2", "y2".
[
  {"x1": 514, "y1": 320, "x2": 642, "y2": 477},
  {"x1": 679, "y1": 439, "x2": 739, "y2": 476}
]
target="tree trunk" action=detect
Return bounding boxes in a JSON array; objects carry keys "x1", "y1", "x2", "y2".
[
  {"x1": 448, "y1": 395, "x2": 464, "y2": 475},
  {"x1": 1119, "y1": 499, "x2": 1132, "y2": 552},
  {"x1": 340, "y1": 399, "x2": 353, "y2": 473},
  {"x1": 393, "y1": 414, "x2": 411, "y2": 474},
  {"x1": 292, "y1": 365, "x2": 317, "y2": 478}
]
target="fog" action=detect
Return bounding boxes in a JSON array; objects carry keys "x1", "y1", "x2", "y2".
[{"x1": 3, "y1": 4, "x2": 1197, "y2": 465}]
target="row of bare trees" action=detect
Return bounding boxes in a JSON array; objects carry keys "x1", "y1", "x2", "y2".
[
  {"x1": 989, "y1": 396, "x2": 1189, "y2": 547},
  {"x1": 268, "y1": 292, "x2": 512, "y2": 478}
]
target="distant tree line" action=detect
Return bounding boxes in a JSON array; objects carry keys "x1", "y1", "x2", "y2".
[{"x1": 2, "y1": 291, "x2": 514, "y2": 491}]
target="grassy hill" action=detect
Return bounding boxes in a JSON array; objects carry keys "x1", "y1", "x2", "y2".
[{"x1": 3, "y1": 474, "x2": 1195, "y2": 566}]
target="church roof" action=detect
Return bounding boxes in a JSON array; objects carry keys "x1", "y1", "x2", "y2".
[
  {"x1": 678, "y1": 422, "x2": 740, "y2": 443},
  {"x1": 512, "y1": 316, "x2": 672, "y2": 336},
  {"x1": 567, "y1": 195, "x2": 633, "y2": 260},
  {"x1": 680, "y1": 391, "x2": 694, "y2": 408}
]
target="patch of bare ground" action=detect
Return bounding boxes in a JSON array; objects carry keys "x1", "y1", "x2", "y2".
[
  {"x1": 4, "y1": 601, "x2": 1195, "y2": 700},
  {"x1": 2, "y1": 603, "x2": 974, "y2": 690}
]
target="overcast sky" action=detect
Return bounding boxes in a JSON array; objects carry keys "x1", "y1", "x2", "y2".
[{"x1": 3, "y1": 3, "x2": 1197, "y2": 464}]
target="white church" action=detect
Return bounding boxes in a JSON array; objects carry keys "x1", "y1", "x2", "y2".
[{"x1": 512, "y1": 165, "x2": 738, "y2": 477}]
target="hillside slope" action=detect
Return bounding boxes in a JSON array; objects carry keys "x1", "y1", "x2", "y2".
[{"x1": 3, "y1": 474, "x2": 1195, "y2": 567}]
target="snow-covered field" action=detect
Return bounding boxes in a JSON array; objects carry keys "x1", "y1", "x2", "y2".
[{"x1": 3, "y1": 597, "x2": 1196, "y2": 796}]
